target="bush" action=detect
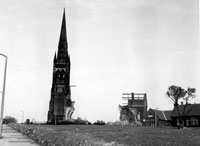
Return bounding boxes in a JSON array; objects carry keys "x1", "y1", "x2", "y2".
[
  {"x1": 3, "y1": 116, "x2": 17, "y2": 124},
  {"x1": 93, "y1": 120, "x2": 105, "y2": 125},
  {"x1": 74, "y1": 117, "x2": 89, "y2": 125}
]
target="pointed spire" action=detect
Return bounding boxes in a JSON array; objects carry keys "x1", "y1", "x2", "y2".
[{"x1": 58, "y1": 8, "x2": 68, "y2": 50}]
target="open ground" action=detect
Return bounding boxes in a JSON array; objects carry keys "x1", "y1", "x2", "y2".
[{"x1": 9, "y1": 123, "x2": 200, "y2": 146}]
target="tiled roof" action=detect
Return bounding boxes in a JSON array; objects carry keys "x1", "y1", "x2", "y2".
[
  {"x1": 171, "y1": 103, "x2": 200, "y2": 117},
  {"x1": 148, "y1": 108, "x2": 172, "y2": 121},
  {"x1": 164, "y1": 110, "x2": 172, "y2": 120}
]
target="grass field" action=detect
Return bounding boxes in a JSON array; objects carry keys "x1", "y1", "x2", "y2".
[{"x1": 9, "y1": 124, "x2": 200, "y2": 146}]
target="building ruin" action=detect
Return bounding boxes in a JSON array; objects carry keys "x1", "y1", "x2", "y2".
[{"x1": 119, "y1": 93, "x2": 147, "y2": 125}]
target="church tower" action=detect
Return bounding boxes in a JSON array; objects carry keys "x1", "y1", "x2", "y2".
[{"x1": 47, "y1": 10, "x2": 75, "y2": 124}]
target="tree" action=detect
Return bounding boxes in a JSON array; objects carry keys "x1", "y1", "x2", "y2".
[
  {"x1": 166, "y1": 85, "x2": 196, "y2": 127},
  {"x1": 182, "y1": 87, "x2": 196, "y2": 124},
  {"x1": 183, "y1": 88, "x2": 196, "y2": 103},
  {"x1": 3, "y1": 116, "x2": 18, "y2": 124}
]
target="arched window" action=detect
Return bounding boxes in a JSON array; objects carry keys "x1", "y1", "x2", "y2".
[
  {"x1": 61, "y1": 70, "x2": 66, "y2": 81},
  {"x1": 56, "y1": 70, "x2": 61, "y2": 81}
]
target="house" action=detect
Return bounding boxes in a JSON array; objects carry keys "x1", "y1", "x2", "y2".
[
  {"x1": 145, "y1": 108, "x2": 172, "y2": 126},
  {"x1": 171, "y1": 103, "x2": 200, "y2": 127}
]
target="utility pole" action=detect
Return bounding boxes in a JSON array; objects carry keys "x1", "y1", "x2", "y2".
[
  {"x1": 55, "y1": 115, "x2": 57, "y2": 125},
  {"x1": 155, "y1": 108, "x2": 158, "y2": 127},
  {"x1": 0, "y1": 53, "x2": 7, "y2": 138},
  {"x1": 54, "y1": 106, "x2": 57, "y2": 125}
]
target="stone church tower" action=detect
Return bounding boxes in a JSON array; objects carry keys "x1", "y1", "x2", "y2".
[{"x1": 47, "y1": 10, "x2": 75, "y2": 124}]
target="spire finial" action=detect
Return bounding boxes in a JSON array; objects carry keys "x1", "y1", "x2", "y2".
[
  {"x1": 58, "y1": 9, "x2": 67, "y2": 50},
  {"x1": 63, "y1": 8, "x2": 65, "y2": 19}
]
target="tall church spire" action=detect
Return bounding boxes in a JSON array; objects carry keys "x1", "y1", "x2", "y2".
[
  {"x1": 58, "y1": 8, "x2": 68, "y2": 51},
  {"x1": 48, "y1": 9, "x2": 75, "y2": 124}
]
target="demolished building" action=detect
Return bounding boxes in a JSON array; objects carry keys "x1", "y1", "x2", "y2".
[{"x1": 119, "y1": 93, "x2": 147, "y2": 125}]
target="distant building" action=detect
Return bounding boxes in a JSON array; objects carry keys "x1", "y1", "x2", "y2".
[
  {"x1": 119, "y1": 93, "x2": 147, "y2": 125},
  {"x1": 47, "y1": 10, "x2": 75, "y2": 124},
  {"x1": 145, "y1": 108, "x2": 172, "y2": 126},
  {"x1": 171, "y1": 103, "x2": 200, "y2": 127}
]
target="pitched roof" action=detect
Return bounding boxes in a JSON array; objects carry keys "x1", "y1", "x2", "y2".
[
  {"x1": 148, "y1": 108, "x2": 172, "y2": 121},
  {"x1": 171, "y1": 103, "x2": 200, "y2": 117},
  {"x1": 164, "y1": 110, "x2": 172, "y2": 120}
]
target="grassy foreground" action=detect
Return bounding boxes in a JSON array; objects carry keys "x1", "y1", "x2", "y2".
[{"x1": 9, "y1": 123, "x2": 200, "y2": 146}]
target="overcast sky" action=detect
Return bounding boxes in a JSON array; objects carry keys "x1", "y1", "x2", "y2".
[{"x1": 0, "y1": 0, "x2": 199, "y2": 123}]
